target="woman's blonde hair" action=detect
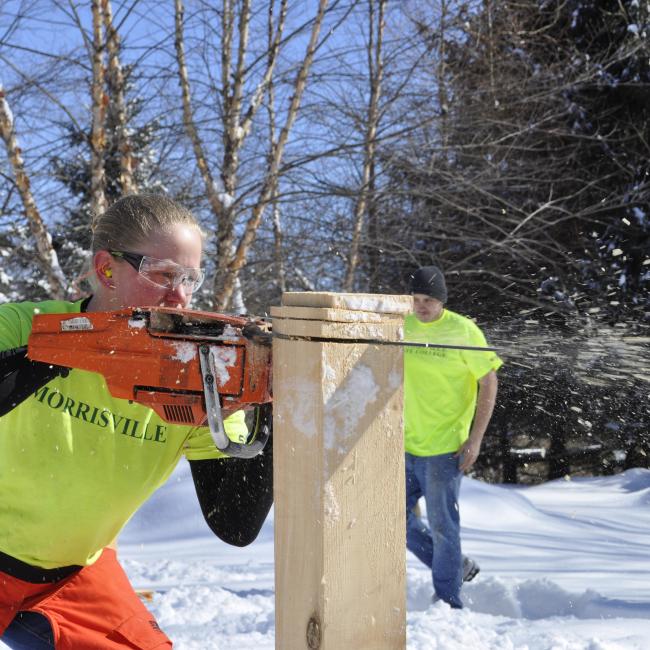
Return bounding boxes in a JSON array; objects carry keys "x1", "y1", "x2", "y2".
[{"x1": 91, "y1": 194, "x2": 203, "y2": 253}]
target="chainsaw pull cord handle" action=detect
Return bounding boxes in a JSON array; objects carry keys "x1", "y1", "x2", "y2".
[{"x1": 199, "y1": 345, "x2": 269, "y2": 459}]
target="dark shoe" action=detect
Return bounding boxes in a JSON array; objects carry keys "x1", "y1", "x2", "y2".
[
  {"x1": 431, "y1": 593, "x2": 463, "y2": 609},
  {"x1": 462, "y1": 556, "x2": 480, "y2": 583}
]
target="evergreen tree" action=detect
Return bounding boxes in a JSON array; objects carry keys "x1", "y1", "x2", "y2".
[
  {"x1": 372, "y1": 1, "x2": 650, "y2": 478},
  {"x1": 50, "y1": 90, "x2": 162, "y2": 285},
  {"x1": 374, "y1": 0, "x2": 649, "y2": 322}
]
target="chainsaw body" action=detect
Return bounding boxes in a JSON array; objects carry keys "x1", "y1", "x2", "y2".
[{"x1": 27, "y1": 307, "x2": 272, "y2": 458}]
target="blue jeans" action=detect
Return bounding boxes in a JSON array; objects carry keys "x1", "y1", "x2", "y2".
[
  {"x1": 2, "y1": 612, "x2": 55, "y2": 649},
  {"x1": 405, "y1": 452, "x2": 463, "y2": 608}
]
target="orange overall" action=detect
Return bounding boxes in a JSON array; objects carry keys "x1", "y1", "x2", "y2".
[{"x1": 0, "y1": 549, "x2": 171, "y2": 649}]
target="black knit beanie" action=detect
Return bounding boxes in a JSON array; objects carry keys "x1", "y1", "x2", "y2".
[{"x1": 410, "y1": 266, "x2": 447, "y2": 303}]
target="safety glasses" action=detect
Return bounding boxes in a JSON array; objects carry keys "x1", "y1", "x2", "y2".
[{"x1": 109, "y1": 250, "x2": 205, "y2": 293}]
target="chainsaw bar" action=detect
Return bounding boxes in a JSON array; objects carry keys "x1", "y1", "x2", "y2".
[{"x1": 272, "y1": 332, "x2": 497, "y2": 353}]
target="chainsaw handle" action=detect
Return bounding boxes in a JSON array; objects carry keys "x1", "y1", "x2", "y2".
[
  {"x1": 213, "y1": 406, "x2": 271, "y2": 459},
  {"x1": 199, "y1": 345, "x2": 270, "y2": 459}
]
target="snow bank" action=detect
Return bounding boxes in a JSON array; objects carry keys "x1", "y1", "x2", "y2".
[{"x1": 5, "y1": 465, "x2": 649, "y2": 650}]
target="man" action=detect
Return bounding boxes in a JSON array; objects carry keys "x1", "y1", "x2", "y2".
[{"x1": 404, "y1": 265, "x2": 502, "y2": 609}]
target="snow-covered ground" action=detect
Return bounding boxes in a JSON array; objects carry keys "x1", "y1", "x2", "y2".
[
  {"x1": 5, "y1": 466, "x2": 649, "y2": 649},
  {"x1": 124, "y1": 465, "x2": 650, "y2": 649}
]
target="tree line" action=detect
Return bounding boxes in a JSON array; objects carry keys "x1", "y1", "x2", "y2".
[{"x1": 1, "y1": 0, "x2": 648, "y2": 480}]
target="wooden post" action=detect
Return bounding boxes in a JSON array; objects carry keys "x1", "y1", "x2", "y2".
[{"x1": 272, "y1": 292, "x2": 411, "y2": 650}]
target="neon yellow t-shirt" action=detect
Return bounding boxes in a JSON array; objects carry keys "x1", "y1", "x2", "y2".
[
  {"x1": 0, "y1": 299, "x2": 247, "y2": 568},
  {"x1": 404, "y1": 310, "x2": 502, "y2": 456}
]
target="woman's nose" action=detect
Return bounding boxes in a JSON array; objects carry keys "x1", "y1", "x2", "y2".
[{"x1": 164, "y1": 283, "x2": 191, "y2": 308}]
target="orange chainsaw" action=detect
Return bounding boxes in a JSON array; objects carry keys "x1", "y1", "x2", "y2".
[{"x1": 25, "y1": 307, "x2": 273, "y2": 459}]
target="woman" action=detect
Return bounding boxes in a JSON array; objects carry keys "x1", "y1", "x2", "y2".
[{"x1": 0, "y1": 194, "x2": 273, "y2": 649}]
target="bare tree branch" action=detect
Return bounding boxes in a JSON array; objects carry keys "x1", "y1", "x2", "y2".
[
  {"x1": 344, "y1": 0, "x2": 385, "y2": 291},
  {"x1": 218, "y1": 0, "x2": 330, "y2": 307}
]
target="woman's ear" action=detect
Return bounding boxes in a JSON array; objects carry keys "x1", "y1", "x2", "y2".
[{"x1": 93, "y1": 250, "x2": 115, "y2": 289}]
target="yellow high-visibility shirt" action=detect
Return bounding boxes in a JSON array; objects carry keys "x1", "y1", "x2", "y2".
[
  {"x1": 404, "y1": 310, "x2": 502, "y2": 456},
  {"x1": 0, "y1": 299, "x2": 246, "y2": 568}
]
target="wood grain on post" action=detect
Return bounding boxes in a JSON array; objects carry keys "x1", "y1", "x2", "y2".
[{"x1": 272, "y1": 292, "x2": 412, "y2": 650}]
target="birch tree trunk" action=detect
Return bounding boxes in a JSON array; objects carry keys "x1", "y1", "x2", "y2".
[
  {"x1": 174, "y1": 0, "x2": 224, "y2": 221},
  {"x1": 344, "y1": 0, "x2": 385, "y2": 292},
  {"x1": 267, "y1": 0, "x2": 286, "y2": 294},
  {"x1": 216, "y1": 0, "x2": 329, "y2": 308},
  {"x1": 102, "y1": 0, "x2": 135, "y2": 195},
  {"x1": 0, "y1": 85, "x2": 68, "y2": 299},
  {"x1": 175, "y1": 0, "x2": 327, "y2": 310},
  {"x1": 90, "y1": 0, "x2": 107, "y2": 216}
]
